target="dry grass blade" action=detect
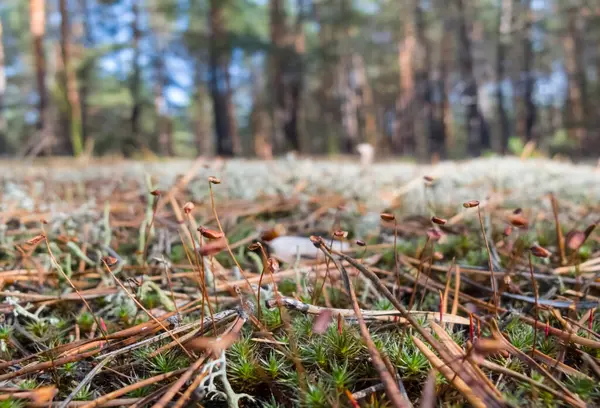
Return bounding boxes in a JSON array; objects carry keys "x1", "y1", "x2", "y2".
[
  {"x1": 0, "y1": 386, "x2": 57, "y2": 403},
  {"x1": 487, "y1": 319, "x2": 584, "y2": 404},
  {"x1": 266, "y1": 296, "x2": 471, "y2": 325},
  {"x1": 150, "y1": 356, "x2": 206, "y2": 408},
  {"x1": 532, "y1": 349, "x2": 593, "y2": 380},
  {"x1": 316, "y1": 239, "x2": 410, "y2": 408},
  {"x1": 101, "y1": 259, "x2": 192, "y2": 357},
  {"x1": 59, "y1": 356, "x2": 113, "y2": 408},
  {"x1": 480, "y1": 359, "x2": 586, "y2": 407},
  {"x1": 429, "y1": 322, "x2": 504, "y2": 401},
  {"x1": 420, "y1": 369, "x2": 437, "y2": 408},
  {"x1": 412, "y1": 336, "x2": 486, "y2": 408},
  {"x1": 79, "y1": 369, "x2": 186, "y2": 408}
]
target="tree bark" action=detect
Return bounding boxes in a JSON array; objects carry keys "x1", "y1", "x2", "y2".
[
  {"x1": 495, "y1": 0, "x2": 511, "y2": 153},
  {"x1": 30, "y1": 0, "x2": 47, "y2": 133},
  {"x1": 59, "y1": 0, "x2": 84, "y2": 156},
  {"x1": 209, "y1": 0, "x2": 234, "y2": 157}
]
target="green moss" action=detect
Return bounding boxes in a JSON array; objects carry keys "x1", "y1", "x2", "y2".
[
  {"x1": 0, "y1": 399, "x2": 25, "y2": 408},
  {"x1": 567, "y1": 376, "x2": 600, "y2": 400},
  {"x1": 324, "y1": 325, "x2": 366, "y2": 361},
  {"x1": 301, "y1": 379, "x2": 331, "y2": 408},
  {"x1": 228, "y1": 335, "x2": 261, "y2": 390},
  {"x1": 146, "y1": 350, "x2": 188, "y2": 374},
  {"x1": 300, "y1": 340, "x2": 329, "y2": 369},
  {"x1": 73, "y1": 384, "x2": 94, "y2": 401}
]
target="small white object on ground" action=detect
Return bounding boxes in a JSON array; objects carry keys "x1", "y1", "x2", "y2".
[
  {"x1": 356, "y1": 143, "x2": 374, "y2": 167},
  {"x1": 268, "y1": 235, "x2": 350, "y2": 264}
]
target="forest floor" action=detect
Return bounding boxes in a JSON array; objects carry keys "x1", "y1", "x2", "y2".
[{"x1": 0, "y1": 156, "x2": 599, "y2": 407}]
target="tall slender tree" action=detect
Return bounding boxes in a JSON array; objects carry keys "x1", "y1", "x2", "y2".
[
  {"x1": 563, "y1": 3, "x2": 587, "y2": 150},
  {"x1": 495, "y1": 0, "x2": 511, "y2": 153},
  {"x1": 78, "y1": 0, "x2": 94, "y2": 153},
  {"x1": 436, "y1": 7, "x2": 453, "y2": 156},
  {"x1": 29, "y1": 0, "x2": 47, "y2": 133},
  {"x1": 269, "y1": 0, "x2": 304, "y2": 153},
  {"x1": 193, "y1": 60, "x2": 211, "y2": 156},
  {"x1": 395, "y1": 3, "x2": 416, "y2": 155},
  {"x1": 209, "y1": 0, "x2": 234, "y2": 156},
  {"x1": 455, "y1": 0, "x2": 488, "y2": 156},
  {"x1": 517, "y1": 0, "x2": 536, "y2": 143},
  {"x1": 0, "y1": 19, "x2": 6, "y2": 153},
  {"x1": 59, "y1": 0, "x2": 84, "y2": 156},
  {"x1": 269, "y1": 0, "x2": 285, "y2": 153},
  {"x1": 126, "y1": 0, "x2": 142, "y2": 157},
  {"x1": 413, "y1": 0, "x2": 432, "y2": 161}
]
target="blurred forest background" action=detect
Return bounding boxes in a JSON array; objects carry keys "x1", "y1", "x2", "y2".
[{"x1": 0, "y1": 0, "x2": 598, "y2": 160}]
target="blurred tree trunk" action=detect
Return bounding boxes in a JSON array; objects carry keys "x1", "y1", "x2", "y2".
[
  {"x1": 394, "y1": 0, "x2": 431, "y2": 160},
  {"x1": 395, "y1": 5, "x2": 416, "y2": 155},
  {"x1": 30, "y1": 0, "x2": 47, "y2": 134},
  {"x1": 154, "y1": 52, "x2": 173, "y2": 156},
  {"x1": 224, "y1": 63, "x2": 240, "y2": 155},
  {"x1": 79, "y1": 0, "x2": 94, "y2": 154},
  {"x1": 59, "y1": 0, "x2": 84, "y2": 156},
  {"x1": 563, "y1": 4, "x2": 587, "y2": 150},
  {"x1": 193, "y1": 63, "x2": 211, "y2": 156},
  {"x1": 126, "y1": 0, "x2": 141, "y2": 157},
  {"x1": 0, "y1": 20, "x2": 6, "y2": 154},
  {"x1": 286, "y1": 0, "x2": 305, "y2": 152},
  {"x1": 269, "y1": 0, "x2": 304, "y2": 153},
  {"x1": 314, "y1": 2, "x2": 338, "y2": 155},
  {"x1": 339, "y1": 56, "x2": 359, "y2": 153},
  {"x1": 437, "y1": 13, "x2": 453, "y2": 157},
  {"x1": 209, "y1": 0, "x2": 234, "y2": 156},
  {"x1": 354, "y1": 54, "x2": 378, "y2": 149},
  {"x1": 495, "y1": 0, "x2": 511, "y2": 154},
  {"x1": 516, "y1": 0, "x2": 536, "y2": 143},
  {"x1": 339, "y1": 0, "x2": 358, "y2": 153},
  {"x1": 251, "y1": 66, "x2": 272, "y2": 159},
  {"x1": 269, "y1": 0, "x2": 285, "y2": 153},
  {"x1": 413, "y1": 0, "x2": 432, "y2": 162},
  {"x1": 455, "y1": 0, "x2": 488, "y2": 156}
]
